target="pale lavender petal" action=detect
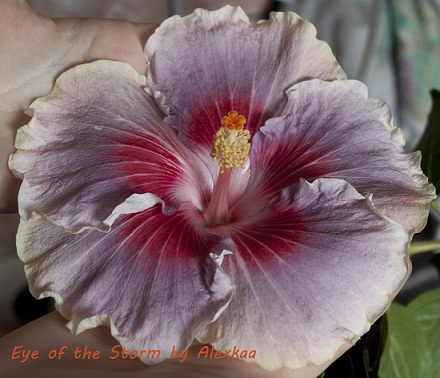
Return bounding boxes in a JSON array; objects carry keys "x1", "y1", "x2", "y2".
[
  {"x1": 9, "y1": 60, "x2": 211, "y2": 233},
  {"x1": 199, "y1": 178, "x2": 409, "y2": 370},
  {"x1": 145, "y1": 6, "x2": 346, "y2": 152},
  {"x1": 17, "y1": 204, "x2": 234, "y2": 362},
  {"x1": 245, "y1": 79, "x2": 435, "y2": 234}
]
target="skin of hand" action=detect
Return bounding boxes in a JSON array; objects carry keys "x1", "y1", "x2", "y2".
[
  {"x1": 0, "y1": 1, "x2": 350, "y2": 376},
  {"x1": 0, "y1": 0, "x2": 153, "y2": 213}
]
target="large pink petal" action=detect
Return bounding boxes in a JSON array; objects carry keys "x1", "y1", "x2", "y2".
[
  {"x1": 9, "y1": 60, "x2": 211, "y2": 233},
  {"x1": 16, "y1": 203, "x2": 234, "y2": 362},
  {"x1": 245, "y1": 79, "x2": 435, "y2": 234},
  {"x1": 145, "y1": 6, "x2": 346, "y2": 152},
  {"x1": 199, "y1": 178, "x2": 410, "y2": 371}
]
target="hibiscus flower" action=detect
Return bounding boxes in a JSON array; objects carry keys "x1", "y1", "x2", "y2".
[{"x1": 8, "y1": 5, "x2": 435, "y2": 374}]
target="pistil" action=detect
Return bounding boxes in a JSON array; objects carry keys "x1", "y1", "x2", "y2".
[
  {"x1": 204, "y1": 111, "x2": 251, "y2": 226},
  {"x1": 204, "y1": 168, "x2": 232, "y2": 226}
]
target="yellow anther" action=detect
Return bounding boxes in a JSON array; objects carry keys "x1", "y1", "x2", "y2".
[{"x1": 210, "y1": 111, "x2": 251, "y2": 173}]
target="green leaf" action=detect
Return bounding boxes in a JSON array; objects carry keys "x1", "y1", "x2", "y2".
[
  {"x1": 379, "y1": 288, "x2": 440, "y2": 378},
  {"x1": 416, "y1": 90, "x2": 440, "y2": 194}
]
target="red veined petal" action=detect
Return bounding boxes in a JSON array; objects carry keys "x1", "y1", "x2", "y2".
[
  {"x1": 199, "y1": 178, "x2": 410, "y2": 371},
  {"x1": 145, "y1": 6, "x2": 346, "y2": 153},
  {"x1": 244, "y1": 79, "x2": 435, "y2": 234},
  {"x1": 9, "y1": 61, "x2": 211, "y2": 233},
  {"x1": 17, "y1": 203, "x2": 234, "y2": 363}
]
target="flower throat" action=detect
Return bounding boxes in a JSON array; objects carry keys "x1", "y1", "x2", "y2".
[{"x1": 204, "y1": 111, "x2": 250, "y2": 226}]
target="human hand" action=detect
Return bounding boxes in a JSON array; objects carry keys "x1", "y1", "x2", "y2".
[{"x1": 0, "y1": 0, "x2": 155, "y2": 213}]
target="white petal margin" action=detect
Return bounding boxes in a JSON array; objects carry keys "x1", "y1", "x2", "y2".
[
  {"x1": 16, "y1": 204, "x2": 235, "y2": 364},
  {"x1": 145, "y1": 5, "x2": 346, "y2": 151},
  {"x1": 9, "y1": 60, "x2": 211, "y2": 233},
  {"x1": 198, "y1": 178, "x2": 410, "y2": 371}
]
